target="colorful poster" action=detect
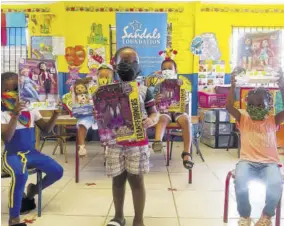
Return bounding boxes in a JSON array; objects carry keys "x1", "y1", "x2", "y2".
[
  {"x1": 116, "y1": 13, "x2": 167, "y2": 76},
  {"x1": 198, "y1": 60, "x2": 225, "y2": 90},
  {"x1": 29, "y1": 14, "x2": 56, "y2": 35},
  {"x1": 87, "y1": 46, "x2": 106, "y2": 68},
  {"x1": 237, "y1": 30, "x2": 282, "y2": 71},
  {"x1": 18, "y1": 58, "x2": 59, "y2": 110},
  {"x1": 191, "y1": 33, "x2": 221, "y2": 61},
  {"x1": 31, "y1": 36, "x2": 54, "y2": 60},
  {"x1": 52, "y1": 37, "x2": 65, "y2": 56},
  {"x1": 93, "y1": 82, "x2": 145, "y2": 146}
]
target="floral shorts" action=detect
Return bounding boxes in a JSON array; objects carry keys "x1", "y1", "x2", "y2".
[{"x1": 105, "y1": 145, "x2": 150, "y2": 177}]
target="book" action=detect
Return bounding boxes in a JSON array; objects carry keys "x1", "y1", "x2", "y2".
[
  {"x1": 71, "y1": 78, "x2": 95, "y2": 118},
  {"x1": 93, "y1": 82, "x2": 145, "y2": 146},
  {"x1": 158, "y1": 76, "x2": 191, "y2": 113},
  {"x1": 18, "y1": 58, "x2": 59, "y2": 110}
]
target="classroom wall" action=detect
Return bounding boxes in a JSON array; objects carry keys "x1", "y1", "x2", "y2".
[{"x1": 2, "y1": 1, "x2": 284, "y2": 115}]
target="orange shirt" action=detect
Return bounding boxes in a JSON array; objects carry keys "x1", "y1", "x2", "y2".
[{"x1": 238, "y1": 113, "x2": 280, "y2": 163}]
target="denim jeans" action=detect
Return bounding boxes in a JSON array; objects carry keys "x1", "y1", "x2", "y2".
[{"x1": 235, "y1": 160, "x2": 282, "y2": 217}]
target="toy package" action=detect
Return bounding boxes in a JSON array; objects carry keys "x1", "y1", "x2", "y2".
[
  {"x1": 93, "y1": 82, "x2": 145, "y2": 146},
  {"x1": 275, "y1": 90, "x2": 284, "y2": 115},
  {"x1": 71, "y1": 78, "x2": 95, "y2": 118},
  {"x1": 158, "y1": 76, "x2": 191, "y2": 113},
  {"x1": 18, "y1": 58, "x2": 59, "y2": 110}
]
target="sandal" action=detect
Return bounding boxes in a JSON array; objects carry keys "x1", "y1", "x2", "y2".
[
  {"x1": 107, "y1": 218, "x2": 126, "y2": 226},
  {"x1": 152, "y1": 141, "x2": 163, "y2": 153},
  {"x1": 181, "y1": 152, "x2": 194, "y2": 169}
]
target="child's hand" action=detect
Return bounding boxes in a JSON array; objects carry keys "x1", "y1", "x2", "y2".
[
  {"x1": 143, "y1": 117, "x2": 154, "y2": 129},
  {"x1": 155, "y1": 93, "x2": 164, "y2": 104},
  {"x1": 54, "y1": 102, "x2": 63, "y2": 115},
  {"x1": 12, "y1": 97, "x2": 26, "y2": 116}
]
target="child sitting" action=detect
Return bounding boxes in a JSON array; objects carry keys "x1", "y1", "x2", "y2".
[
  {"x1": 77, "y1": 64, "x2": 114, "y2": 157},
  {"x1": 226, "y1": 67, "x2": 284, "y2": 226},
  {"x1": 1, "y1": 72, "x2": 63, "y2": 226},
  {"x1": 152, "y1": 59, "x2": 194, "y2": 169},
  {"x1": 105, "y1": 47, "x2": 159, "y2": 226}
]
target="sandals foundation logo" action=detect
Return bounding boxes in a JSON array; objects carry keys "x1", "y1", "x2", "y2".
[{"x1": 121, "y1": 20, "x2": 161, "y2": 46}]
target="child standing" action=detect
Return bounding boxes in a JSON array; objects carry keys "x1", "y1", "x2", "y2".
[
  {"x1": 77, "y1": 64, "x2": 114, "y2": 157},
  {"x1": 152, "y1": 59, "x2": 193, "y2": 169},
  {"x1": 105, "y1": 47, "x2": 159, "y2": 226},
  {"x1": 226, "y1": 68, "x2": 284, "y2": 226},
  {"x1": 1, "y1": 72, "x2": 64, "y2": 226}
]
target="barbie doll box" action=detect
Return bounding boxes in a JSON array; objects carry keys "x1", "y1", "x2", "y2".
[
  {"x1": 71, "y1": 78, "x2": 96, "y2": 118},
  {"x1": 158, "y1": 76, "x2": 191, "y2": 113},
  {"x1": 18, "y1": 58, "x2": 59, "y2": 110},
  {"x1": 93, "y1": 82, "x2": 145, "y2": 146}
]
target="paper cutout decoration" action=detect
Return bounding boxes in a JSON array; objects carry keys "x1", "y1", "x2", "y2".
[
  {"x1": 159, "y1": 48, "x2": 178, "y2": 60},
  {"x1": 66, "y1": 66, "x2": 81, "y2": 85},
  {"x1": 190, "y1": 33, "x2": 221, "y2": 61},
  {"x1": 29, "y1": 14, "x2": 55, "y2": 35},
  {"x1": 52, "y1": 37, "x2": 65, "y2": 56},
  {"x1": 87, "y1": 23, "x2": 108, "y2": 45},
  {"x1": 93, "y1": 82, "x2": 145, "y2": 146},
  {"x1": 31, "y1": 36, "x2": 54, "y2": 60},
  {"x1": 65, "y1": 45, "x2": 86, "y2": 67},
  {"x1": 87, "y1": 46, "x2": 106, "y2": 68},
  {"x1": 18, "y1": 58, "x2": 59, "y2": 110},
  {"x1": 237, "y1": 30, "x2": 281, "y2": 71}
]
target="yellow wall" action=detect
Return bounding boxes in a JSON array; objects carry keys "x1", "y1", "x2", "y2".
[{"x1": 2, "y1": 2, "x2": 284, "y2": 74}]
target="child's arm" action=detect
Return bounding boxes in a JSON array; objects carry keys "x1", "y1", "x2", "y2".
[
  {"x1": 1, "y1": 98, "x2": 25, "y2": 142},
  {"x1": 226, "y1": 68, "x2": 241, "y2": 123},
  {"x1": 143, "y1": 89, "x2": 159, "y2": 128},
  {"x1": 275, "y1": 70, "x2": 284, "y2": 126},
  {"x1": 35, "y1": 110, "x2": 60, "y2": 133}
]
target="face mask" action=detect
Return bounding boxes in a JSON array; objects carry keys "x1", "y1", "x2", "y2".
[
  {"x1": 1, "y1": 91, "x2": 18, "y2": 111},
  {"x1": 117, "y1": 61, "x2": 140, "y2": 81},
  {"x1": 247, "y1": 105, "x2": 269, "y2": 121},
  {"x1": 162, "y1": 69, "x2": 176, "y2": 79}
]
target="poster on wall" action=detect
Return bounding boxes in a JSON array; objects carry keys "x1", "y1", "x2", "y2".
[
  {"x1": 29, "y1": 14, "x2": 56, "y2": 35},
  {"x1": 87, "y1": 46, "x2": 106, "y2": 68},
  {"x1": 31, "y1": 36, "x2": 54, "y2": 60},
  {"x1": 237, "y1": 30, "x2": 282, "y2": 72},
  {"x1": 18, "y1": 58, "x2": 59, "y2": 110},
  {"x1": 116, "y1": 13, "x2": 167, "y2": 76},
  {"x1": 198, "y1": 60, "x2": 225, "y2": 90},
  {"x1": 190, "y1": 33, "x2": 221, "y2": 61}
]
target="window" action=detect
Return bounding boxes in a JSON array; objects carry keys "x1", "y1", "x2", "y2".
[
  {"x1": 231, "y1": 26, "x2": 284, "y2": 70},
  {"x1": 1, "y1": 26, "x2": 28, "y2": 73}
]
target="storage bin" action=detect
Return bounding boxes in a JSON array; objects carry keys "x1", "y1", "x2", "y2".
[
  {"x1": 202, "y1": 122, "x2": 232, "y2": 136},
  {"x1": 204, "y1": 109, "x2": 230, "y2": 123},
  {"x1": 198, "y1": 91, "x2": 227, "y2": 108},
  {"x1": 201, "y1": 134, "x2": 234, "y2": 148}
]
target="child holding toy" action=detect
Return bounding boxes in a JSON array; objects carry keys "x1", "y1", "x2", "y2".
[
  {"x1": 105, "y1": 47, "x2": 159, "y2": 226},
  {"x1": 226, "y1": 67, "x2": 284, "y2": 226},
  {"x1": 1, "y1": 72, "x2": 63, "y2": 226},
  {"x1": 77, "y1": 64, "x2": 114, "y2": 157},
  {"x1": 152, "y1": 59, "x2": 194, "y2": 170}
]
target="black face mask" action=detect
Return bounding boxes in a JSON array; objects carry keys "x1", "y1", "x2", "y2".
[{"x1": 117, "y1": 61, "x2": 140, "y2": 82}]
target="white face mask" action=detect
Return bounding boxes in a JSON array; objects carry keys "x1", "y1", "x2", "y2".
[{"x1": 162, "y1": 69, "x2": 176, "y2": 79}]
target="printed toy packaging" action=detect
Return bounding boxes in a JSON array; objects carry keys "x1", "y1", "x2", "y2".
[
  {"x1": 71, "y1": 78, "x2": 95, "y2": 118},
  {"x1": 158, "y1": 76, "x2": 191, "y2": 113},
  {"x1": 18, "y1": 58, "x2": 59, "y2": 110},
  {"x1": 93, "y1": 82, "x2": 145, "y2": 146}
]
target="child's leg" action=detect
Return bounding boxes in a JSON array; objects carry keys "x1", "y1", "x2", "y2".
[
  {"x1": 152, "y1": 114, "x2": 171, "y2": 152},
  {"x1": 176, "y1": 114, "x2": 191, "y2": 154},
  {"x1": 106, "y1": 147, "x2": 127, "y2": 225},
  {"x1": 25, "y1": 150, "x2": 63, "y2": 198},
  {"x1": 261, "y1": 163, "x2": 282, "y2": 217},
  {"x1": 76, "y1": 117, "x2": 93, "y2": 156},
  {"x1": 126, "y1": 145, "x2": 150, "y2": 226},
  {"x1": 235, "y1": 161, "x2": 256, "y2": 218},
  {"x1": 2, "y1": 152, "x2": 28, "y2": 225}
]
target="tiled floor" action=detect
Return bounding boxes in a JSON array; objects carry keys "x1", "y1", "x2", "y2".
[{"x1": 1, "y1": 142, "x2": 284, "y2": 226}]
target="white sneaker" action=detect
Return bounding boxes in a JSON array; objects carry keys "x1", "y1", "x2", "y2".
[
  {"x1": 238, "y1": 217, "x2": 252, "y2": 226},
  {"x1": 78, "y1": 145, "x2": 87, "y2": 157}
]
